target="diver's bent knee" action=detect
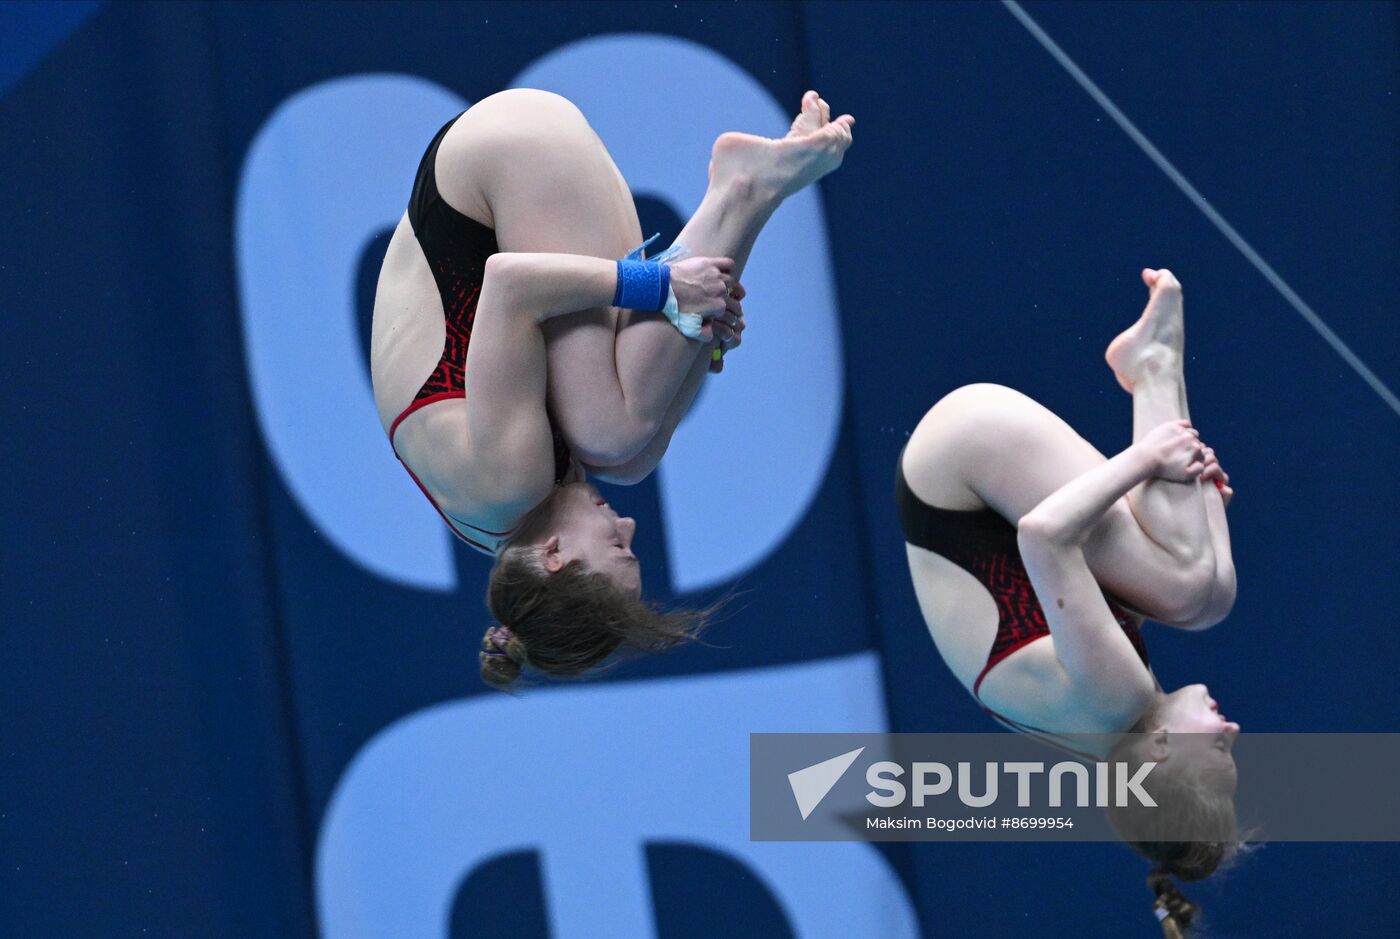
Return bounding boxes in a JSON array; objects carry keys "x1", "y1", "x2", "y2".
[
  {"x1": 583, "y1": 461, "x2": 649, "y2": 487},
  {"x1": 1177, "y1": 569, "x2": 1237, "y2": 631},
  {"x1": 1152, "y1": 556, "x2": 1219, "y2": 624},
  {"x1": 564, "y1": 419, "x2": 659, "y2": 470}
]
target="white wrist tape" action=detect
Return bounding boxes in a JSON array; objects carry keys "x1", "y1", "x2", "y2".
[{"x1": 661, "y1": 284, "x2": 705, "y2": 340}]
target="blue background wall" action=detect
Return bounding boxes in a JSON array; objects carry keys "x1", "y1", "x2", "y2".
[{"x1": 3, "y1": 1, "x2": 1397, "y2": 936}]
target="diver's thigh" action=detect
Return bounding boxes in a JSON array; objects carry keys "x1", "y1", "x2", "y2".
[
  {"x1": 440, "y1": 88, "x2": 641, "y2": 256},
  {"x1": 904, "y1": 384, "x2": 1103, "y2": 516}
]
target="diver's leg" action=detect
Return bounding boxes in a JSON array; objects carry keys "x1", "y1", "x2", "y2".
[
  {"x1": 446, "y1": 88, "x2": 852, "y2": 470},
  {"x1": 1105, "y1": 269, "x2": 1233, "y2": 625},
  {"x1": 440, "y1": 89, "x2": 700, "y2": 468},
  {"x1": 588, "y1": 351, "x2": 713, "y2": 485},
  {"x1": 597, "y1": 91, "x2": 855, "y2": 475},
  {"x1": 660, "y1": 91, "x2": 853, "y2": 277}
]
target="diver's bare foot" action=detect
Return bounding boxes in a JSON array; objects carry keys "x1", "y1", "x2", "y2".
[
  {"x1": 1105, "y1": 268, "x2": 1186, "y2": 393},
  {"x1": 708, "y1": 90, "x2": 855, "y2": 202}
]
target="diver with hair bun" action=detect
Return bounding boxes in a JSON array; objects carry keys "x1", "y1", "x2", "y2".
[
  {"x1": 898, "y1": 269, "x2": 1244, "y2": 930},
  {"x1": 370, "y1": 89, "x2": 854, "y2": 690}
]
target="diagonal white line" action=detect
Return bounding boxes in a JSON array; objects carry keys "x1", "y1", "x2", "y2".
[{"x1": 1002, "y1": 0, "x2": 1400, "y2": 419}]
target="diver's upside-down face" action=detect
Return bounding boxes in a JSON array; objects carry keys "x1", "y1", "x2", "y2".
[
  {"x1": 1155, "y1": 683, "x2": 1241, "y2": 792},
  {"x1": 1162, "y1": 683, "x2": 1241, "y2": 737},
  {"x1": 541, "y1": 482, "x2": 642, "y2": 597}
]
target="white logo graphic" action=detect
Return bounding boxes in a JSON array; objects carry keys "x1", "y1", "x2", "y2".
[
  {"x1": 318, "y1": 654, "x2": 917, "y2": 939},
  {"x1": 788, "y1": 747, "x2": 865, "y2": 820},
  {"x1": 235, "y1": 73, "x2": 469, "y2": 591}
]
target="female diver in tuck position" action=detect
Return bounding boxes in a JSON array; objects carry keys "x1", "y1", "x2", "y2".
[
  {"x1": 898, "y1": 270, "x2": 1241, "y2": 935},
  {"x1": 370, "y1": 88, "x2": 854, "y2": 690}
]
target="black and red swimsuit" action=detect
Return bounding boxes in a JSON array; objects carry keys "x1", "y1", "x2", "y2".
[
  {"x1": 895, "y1": 451, "x2": 1149, "y2": 751},
  {"x1": 388, "y1": 114, "x2": 571, "y2": 556}
]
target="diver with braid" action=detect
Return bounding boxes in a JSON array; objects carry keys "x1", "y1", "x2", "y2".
[
  {"x1": 371, "y1": 89, "x2": 854, "y2": 689},
  {"x1": 898, "y1": 270, "x2": 1245, "y2": 931}
]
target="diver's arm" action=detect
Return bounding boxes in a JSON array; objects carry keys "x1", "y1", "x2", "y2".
[
  {"x1": 1018, "y1": 446, "x2": 1157, "y2": 546},
  {"x1": 485, "y1": 251, "x2": 735, "y2": 324},
  {"x1": 482, "y1": 252, "x2": 621, "y2": 324},
  {"x1": 1016, "y1": 450, "x2": 1160, "y2": 708},
  {"x1": 1020, "y1": 418, "x2": 1204, "y2": 545}
]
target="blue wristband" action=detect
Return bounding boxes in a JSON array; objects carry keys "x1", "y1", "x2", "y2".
[{"x1": 613, "y1": 259, "x2": 671, "y2": 312}]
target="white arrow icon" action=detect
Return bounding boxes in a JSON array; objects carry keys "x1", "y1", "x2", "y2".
[{"x1": 787, "y1": 747, "x2": 865, "y2": 820}]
